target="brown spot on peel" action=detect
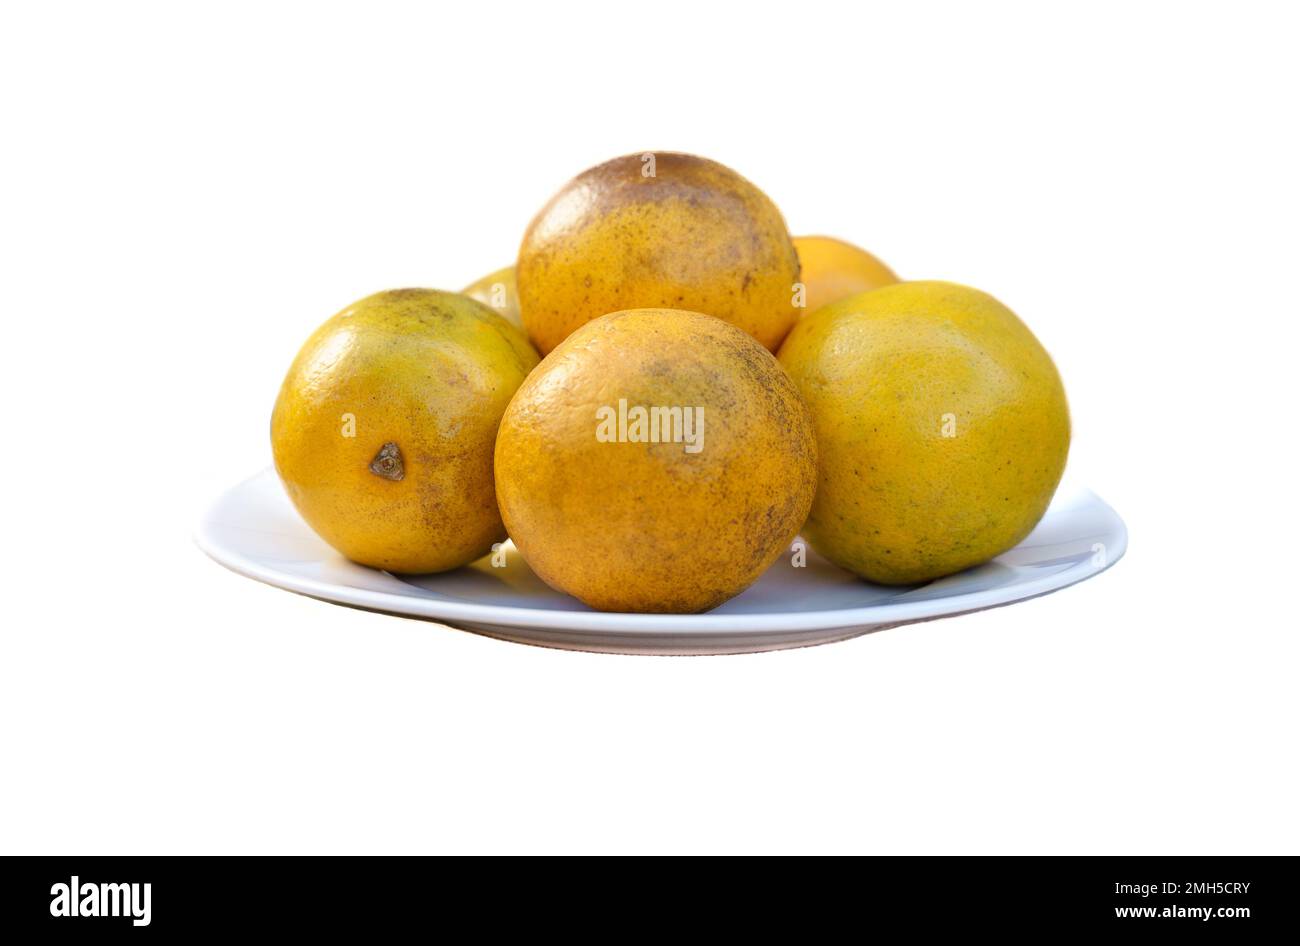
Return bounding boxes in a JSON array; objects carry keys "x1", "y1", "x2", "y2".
[{"x1": 370, "y1": 442, "x2": 404, "y2": 481}]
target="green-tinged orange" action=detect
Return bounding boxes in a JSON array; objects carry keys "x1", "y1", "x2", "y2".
[
  {"x1": 778, "y1": 281, "x2": 1070, "y2": 584},
  {"x1": 461, "y1": 265, "x2": 521, "y2": 328},
  {"x1": 271, "y1": 289, "x2": 539, "y2": 573}
]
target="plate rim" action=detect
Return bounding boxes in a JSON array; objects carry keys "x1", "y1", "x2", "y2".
[{"x1": 196, "y1": 470, "x2": 1127, "y2": 637}]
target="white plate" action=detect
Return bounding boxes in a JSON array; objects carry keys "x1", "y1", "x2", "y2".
[{"x1": 197, "y1": 470, "x2": 1126, "y2": 655}]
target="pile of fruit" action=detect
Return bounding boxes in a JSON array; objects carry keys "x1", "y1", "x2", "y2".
[{"x1": 271, "y1": 152, "x2": 1070, "y2": 613}]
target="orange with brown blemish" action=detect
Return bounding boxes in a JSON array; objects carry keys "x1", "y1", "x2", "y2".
[{"x1": 517, "y1": 152, "x2": 801, "y2": 355}]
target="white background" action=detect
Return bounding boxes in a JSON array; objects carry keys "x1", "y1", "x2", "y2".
[{"x1": 2, "y1": 1, "x2": 1297, "y2": 854}]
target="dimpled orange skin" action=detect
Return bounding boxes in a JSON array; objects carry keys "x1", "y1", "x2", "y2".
[
  {"x1": 778, "y1": 281, "x2": 1070, "y2": 585},
  {"x1": 271, "y1": 289, "x2": 539, "y2": 574},
  {"x1": 495, "y1": 308, "x2": 818, "y2": 613},
  {"x1": 461, "y1": 265, "x2": 521, "y2": 329},
  {"x1": 516, "y1": 152, "x2": 801, "y2": 355},
  {"x1": 793, "y1": 235, "x2": 899, "y2": 317}
]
